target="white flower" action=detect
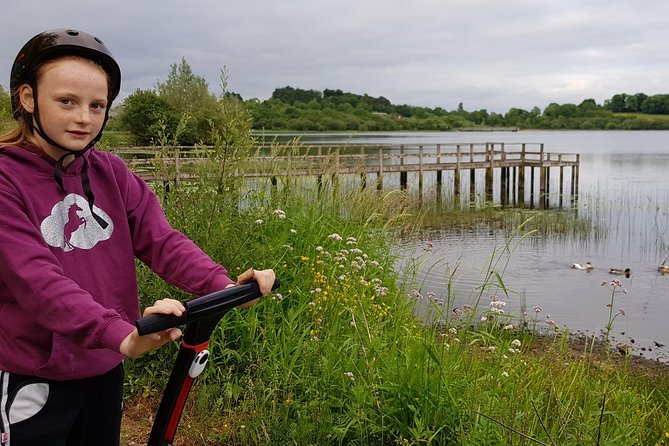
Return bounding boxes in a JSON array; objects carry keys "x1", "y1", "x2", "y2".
[
  {"x1": 501, "y1": 371, "x2": 509, "y2": 378},
  {"x1": 273, "y1": 209, "x2": 286, "y2": 219},
  {"x1": 503, "y1": 324, "x2": 515, "y2": 331},
  {"x1": 272, "y1": 293, "x2": 284, "y2": 301},
  {"x1": 290, "y1": 228, "x2": 297, "y2": 234},
  {"x1": 255, "y1": 219, "x2": 264, "y2": 225},
  {"x1": 511, "y1": 339, "x2": 521, "y2": 348},
  {"x1": 328, "y1": 233, "x2": 343, "y2": 241},
  {"x1": 344, "y1": 371, "x2": 355, "y2": 381}
]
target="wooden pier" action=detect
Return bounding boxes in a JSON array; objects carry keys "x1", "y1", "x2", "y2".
[{"x1": 113, "y1": 142, "x2": 580, "y2": 209}]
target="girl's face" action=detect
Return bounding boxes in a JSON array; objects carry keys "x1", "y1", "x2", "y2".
[{"x1": 18, "y1": 56, "x2": 109, "y2": 159}]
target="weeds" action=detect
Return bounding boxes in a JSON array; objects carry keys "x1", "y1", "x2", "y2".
[{"x1": 122, "y1": 132, "x2": 669, "y2": 445}]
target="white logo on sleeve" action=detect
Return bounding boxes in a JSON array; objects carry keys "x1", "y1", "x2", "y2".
[{"x1": 40, "y1": 193, "x2": 113, "y2": 252}]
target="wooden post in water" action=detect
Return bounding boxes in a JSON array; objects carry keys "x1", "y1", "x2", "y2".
[
  {"x1": 469, "y1": 143, "x2": 476, "y2": 201},
  {"x1": 360, "y1": 145, "x2": 367, "y2": 191},
  {"x1": 500, "y1": 143, "x2": 507, "y2": 206},
  {"x1": 418, "y1": 145, "x2": 424, "y2": 199},
  {"x1": 559, "y1": 154, "x2": 564, "y2": 208},
  {"x1": 399, "y1": 144, "x2": 407, "y2": 190},
  {"x1": 331, "y1": 148, "x2": 340, "y2": 193},
  {"x1": 485, "y1": 143, "x2": 494, "y2": 201},
  {"x1": 530, "y1": 167, "x2": 535, "y2": 209},
  {"x1": 316, "y1": 146, "x2": 323, "y2": 195},
  {"x1": 539, "y1": 144, "x2": 546, "y2": 209},
  {"x1": 454, "y1": 144, "x2": 461, "y2": 198},
  {"x1": 377, "y1": 147, "x2": 384, "y2": 190},
  {"x1": 574, "y1": 154, "x2": 580, "y2": 203},
  {"x1": 436, "y1": 144, "x2": 443, "y2": 207},
  {"x1": 518, "y1": 144, "x2": 526, "y2": 208}
]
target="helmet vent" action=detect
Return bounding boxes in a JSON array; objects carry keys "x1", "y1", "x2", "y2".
[
  {"x1": 66, "y1": 30, "x2": 79, "y2": 36},
  {"x1": 94, "y1": 37, "x2": 103, "y2": 44}
]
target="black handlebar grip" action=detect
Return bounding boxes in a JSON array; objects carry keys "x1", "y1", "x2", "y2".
[
  {"x1": 135, "y1": 278, "x2": 280, "y2": 336},
  {"x1": 135, "y1": 312, "x2": 188, "y2": 336}
]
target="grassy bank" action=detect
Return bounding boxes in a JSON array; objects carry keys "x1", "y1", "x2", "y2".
[{"x1": 121, "y1": 142, "x2": 669, "y2": 445}]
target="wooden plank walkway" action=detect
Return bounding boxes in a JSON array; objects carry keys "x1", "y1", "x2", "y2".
[{"x1": 111, "y1": 142, "x2": 580, "y2": 208}]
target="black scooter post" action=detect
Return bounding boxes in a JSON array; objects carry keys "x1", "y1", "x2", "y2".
[{"x1": 136, "y1": 279, "x2": 280, "y2": 446}]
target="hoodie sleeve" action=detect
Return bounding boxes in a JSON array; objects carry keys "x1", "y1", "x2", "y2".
[{"x1": 118, "y1": 162, "x2": 234, "y2": 296}]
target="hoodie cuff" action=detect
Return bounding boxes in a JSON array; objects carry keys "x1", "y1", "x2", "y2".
[
  {"x1": 100, "y1": 318, "x2": 136, "y2": 352},
  {"x1": 208, "y1": 272, "x2": 235, "y2": 294}
]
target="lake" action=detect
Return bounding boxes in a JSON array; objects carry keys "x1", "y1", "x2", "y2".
[{"x1": 279, "y1": 130, "x2": 669, "y2": 361}]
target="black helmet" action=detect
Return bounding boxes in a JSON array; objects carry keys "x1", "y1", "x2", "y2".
[{"x1": 10, "y1": 28, "x2": 121, "y2": 118}]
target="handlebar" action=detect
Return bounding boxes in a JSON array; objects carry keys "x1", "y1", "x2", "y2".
[{"x1": 135, "y1": 278, "x2": 280, "y2": 336}]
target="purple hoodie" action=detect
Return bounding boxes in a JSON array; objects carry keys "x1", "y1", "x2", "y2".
[{"x1": 0, "y1": 144, "x2": 234, "y2": 380}]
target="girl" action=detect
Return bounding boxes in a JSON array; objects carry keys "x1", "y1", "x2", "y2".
[{"x1": 0, "y1": 29, "x2": 274, "y2": 446}]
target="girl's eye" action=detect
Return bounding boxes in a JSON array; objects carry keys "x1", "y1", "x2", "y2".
[
  {"x1": 91, "y1": 103, "x2": 107, "y2": 110},
  {"x1": 60, "y1": 98, "x2": 72, "y2": 105}
]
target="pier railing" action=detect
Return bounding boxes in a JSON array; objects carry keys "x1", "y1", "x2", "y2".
[{"x1": 111, "y1": 142, "x2": 579, "y2": 208}]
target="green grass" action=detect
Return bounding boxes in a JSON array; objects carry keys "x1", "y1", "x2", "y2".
[
  {"x1": 614, "y1": 112, "x2": 669, "y2": 122},
  {"x1": 123, "y1": 140, "x2": 669, "y2": 445}
]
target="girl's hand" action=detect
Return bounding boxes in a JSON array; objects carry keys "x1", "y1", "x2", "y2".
[
  {"x1": 226, "y1": 268, "x2": 276, "y2": 308},
  {"x1": 119, "y1": 298, "x2": 185, "y2": 358}
]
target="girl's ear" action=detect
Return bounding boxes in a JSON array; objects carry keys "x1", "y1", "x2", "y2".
[{"x1": 18, "y1": 84, "x2": 35, "y2": 114}]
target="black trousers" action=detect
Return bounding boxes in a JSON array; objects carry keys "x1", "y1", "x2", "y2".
[{"x1": 0, "y1": 363, "x2": 124, "y2": 446}]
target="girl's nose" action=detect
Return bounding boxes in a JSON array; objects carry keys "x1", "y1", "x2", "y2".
[{"x1": 75, "y1": 106, "x2": 92, "y2": 124}]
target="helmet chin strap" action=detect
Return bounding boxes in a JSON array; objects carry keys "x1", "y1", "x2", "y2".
[{"x1": 30, "y1": 89, "x2": 109, "y2": 229}]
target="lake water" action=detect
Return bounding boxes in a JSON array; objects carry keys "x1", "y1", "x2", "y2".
[{"x1": 285, "y1": 130, "x2": 669, "y2": 361}]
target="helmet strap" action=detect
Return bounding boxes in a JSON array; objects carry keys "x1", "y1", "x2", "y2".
[{"x1": 30, "y1": 86, "x2": 110, "y2": 229}]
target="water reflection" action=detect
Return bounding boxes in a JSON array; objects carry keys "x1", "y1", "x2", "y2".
[{"x1": 281, "y1": 130, "x2": 669, "y2": 360}]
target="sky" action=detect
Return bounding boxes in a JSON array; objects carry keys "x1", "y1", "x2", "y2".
[{"x1": 1, "y1": 0, "x2": 668, "y2": 113}]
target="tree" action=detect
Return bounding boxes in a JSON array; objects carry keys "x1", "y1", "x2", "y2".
[
  {"x1": 157, "y1": 58, "x2": 215, "y2": 114},
  {"x1": 119, "y1": 89, "x2": 179, "y2": 145}
]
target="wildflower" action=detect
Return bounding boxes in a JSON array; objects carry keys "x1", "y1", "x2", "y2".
[
  {"x1": 532, "y1": 305, "x2": 542, "y2": 313},
  {"x1": 273, "y1": 209, "x2": 286, "y2": 219},
  {"x1": 255, "y1": 219, "x2": 264, "y2": 225},
  {"x1": 481, "y1": 316, "x2": 487, "y2": 322},
  {"x1": 503, "y1": 324, "x2": 514, "y2": 331},
  {"x1": 346, "y1": 236, "x2": 357, "y2": 244},
  {"x1": 272, "y1": 293, "x2": 284, "y2": 301},
  {"x1": 448, "y1": 327, "x2": 457, "y2": 335},
  {"x1": 511, "y1": 339, "x2": 521, "y2": 348},
  {"x1": 328, "y1": 233, "x2": 343, "y2": 241},
  {"x1": 282, "y1": 244, "x2": 293, "y2": 251},
  {"x1": 485, "y1": 346, "x2": 496, "y2": 352},
  {"x1": 290, "y1": 228, "x2": 297, "y2": 234},
  {"x1": 344, "y1": 371, "x2": 355, "y2": 381},
  {"x1": 316, "y1": 246, "x2": 324, "y2": 252},
  {"x1": 501, "y1": 371, "x2": 509, "y2": 378}
]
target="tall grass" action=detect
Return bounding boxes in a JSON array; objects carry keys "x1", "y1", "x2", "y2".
[{"x1": 123, "y1": 135, "x2": 669, "y2": 445}]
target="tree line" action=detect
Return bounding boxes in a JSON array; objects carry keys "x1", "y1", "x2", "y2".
[{"x1": 2, "y1": 58, "x2": 669, "y2": 146}]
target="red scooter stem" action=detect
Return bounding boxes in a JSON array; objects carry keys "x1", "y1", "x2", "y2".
[{"x1": 137, "y1": 279, "x2": 280, "y2": 446}]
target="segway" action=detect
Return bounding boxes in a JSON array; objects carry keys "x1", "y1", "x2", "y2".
[{"x1": 135, "y1": 278, "x2": 280, "y2": 446}]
